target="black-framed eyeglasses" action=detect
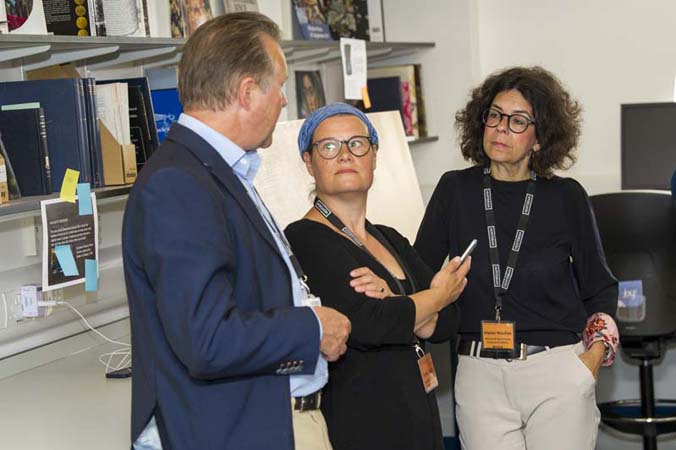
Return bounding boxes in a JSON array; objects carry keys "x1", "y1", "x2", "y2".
[
  {"x1": 311, "y1": 135, "x2": 374, "y2": 160},
  {"x1": 482, "y1": 108, "x2": 536, "y2": 134}
]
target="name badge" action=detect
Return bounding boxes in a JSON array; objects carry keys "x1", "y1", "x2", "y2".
[
  {"x1": 302, "y1": 294, "x2": 322, "y2": 308},
  {"x1": 416, "y1": 346, "x2": 439, "y2": 393},
  {"x1": 481, "y1": 320, "x2": 516, "y2": 351}
]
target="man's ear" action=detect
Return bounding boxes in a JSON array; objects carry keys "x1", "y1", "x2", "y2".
[
  {"x1": 237, "y1": 76, "x2": 257, "y2": 109},
  {"x1": 371, "y1": 146, "x2": 378, "y2": 171},
  {"x1": 302, "y1": 151, "x2": 314, "y2": 177}
]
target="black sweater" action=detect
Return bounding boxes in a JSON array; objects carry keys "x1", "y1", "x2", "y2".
[
  {"x1": 285, "y1": 219, "x2": 458, "y2": 450},
  {"x1": 415, "y1": 166, "x2": 618, "y2": 346}
]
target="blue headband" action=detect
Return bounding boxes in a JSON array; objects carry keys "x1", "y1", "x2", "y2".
[{"x1": 297, "y1": 102, "x2": 379, "y2": 158}]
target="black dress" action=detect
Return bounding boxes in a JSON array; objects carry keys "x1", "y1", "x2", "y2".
[
  {"x1": 414, "y1": 166, "x2": 617, "y2": 347},
  {"x1": 285, "y1": 219, "x2": 459, "y2": 450}
]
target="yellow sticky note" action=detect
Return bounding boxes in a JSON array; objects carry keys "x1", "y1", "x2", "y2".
[
  {"x1": 361, "y1": 85, "x2": 371, "y2": 109},
  {"x1": 59, "y1": 169, "x2": 80, "y2": 203}
]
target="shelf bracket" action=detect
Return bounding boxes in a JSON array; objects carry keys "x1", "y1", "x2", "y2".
[
  {"x1": 22, "y1": 46, "x2": 120, "y2": 71},
  {"x1": 86, "y1": 46, "x2": 177, "y2": 70},
  {"x1": 0, "y1": 45, "x2": 51, "y2": 64}
]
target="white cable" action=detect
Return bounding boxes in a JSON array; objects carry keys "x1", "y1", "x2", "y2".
[{"x1": 49, "y1": 301, "x2": 130, "y2": 348}]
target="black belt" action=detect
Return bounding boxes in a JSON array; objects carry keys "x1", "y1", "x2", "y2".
[
  {"x1": 293, "y1": 391, "x2": 321, "y2": 411},
  {"x1": 457, "y1": 340, "x2": 549, "y2": 360}
]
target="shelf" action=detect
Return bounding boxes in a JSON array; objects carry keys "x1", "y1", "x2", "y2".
[
  {"x1": 408, "y1": 136, "x2": 439, "y2": 146},
  {"x1": 282, "y1": 40, "x2": 434, "y2": 65},
  {"x1": 0, "y1": 35, "x2": 433, "y2": 70},
  {"x1": 0, "y1": 185, "x2": 131, "y2": 222},
  {"x1": 0, "y1": 35, "x2": 184, "y2": 70}
]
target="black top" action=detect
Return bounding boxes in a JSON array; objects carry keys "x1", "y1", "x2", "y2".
[
  {"x1": 285, "y1": 219, "x2": 458, "y2": 450},
  {"x1": 415, "y1": 166, "x2": 618, "y2": 346}
]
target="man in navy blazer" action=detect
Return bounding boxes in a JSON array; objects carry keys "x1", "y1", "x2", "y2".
[{"x1": 123, "y1": 13, "x2": 350, "y2": 450}]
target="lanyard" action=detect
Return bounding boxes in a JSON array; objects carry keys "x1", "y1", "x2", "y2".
[
  {"x1": 313, "y1": 197, "x2": 417, "y2": 295},
  {"x1": 482, "y1": 166, "x2": 536, "y2": 320},
  {"x1": 251, "y1": 185, "x2": 313, "y2": 295}
]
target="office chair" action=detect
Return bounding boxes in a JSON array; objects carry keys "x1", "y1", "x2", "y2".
[{"x1": 591, "y1": 191, "x2": 676, "y2": 450}]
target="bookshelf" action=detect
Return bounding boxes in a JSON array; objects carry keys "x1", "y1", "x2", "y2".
[
  {"x1": 0, "y1": 32, "x2": 436, "y2": 360},
  {"x1": 0, "y1": 34, "x2": 432, "y2": 72}
]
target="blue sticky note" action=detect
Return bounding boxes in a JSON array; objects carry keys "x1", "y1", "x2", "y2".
[
  {"x1": 85, "y1": 259, "x2": 98, "y2": 292},
  {"x1": 54, "y1": 245, "x2": 79, "y2": 276},
  {"x1": 77, "y1": 183, "x2": 93, "y2": 215}
]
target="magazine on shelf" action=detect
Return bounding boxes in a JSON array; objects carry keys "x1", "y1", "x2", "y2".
[
  {"x1": 291, "y1": 0, "x2": 331, "y2": 41},
  {"x1": 223, "y1": 0, "x2": 258, "y2": 13},
  {"x1": 295, "y1": 70, "x2": 326, "y2": 119},
  {"x1": 88, "y1": 0, "x2": 148, "y2": 37},
  {"x1": 3, "y1": 0, "x2": 47, "y2": 34},
  {"x1": 43, "y1": 0, "x2": 93, "y2": 36},
  {"x1": 291, "y1": 0, "x2": 383, "y2": 41},
  {"x1": 169, "y1": 0, "x2": 212, "y2": 38}
]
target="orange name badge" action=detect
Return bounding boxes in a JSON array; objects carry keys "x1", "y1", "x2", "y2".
[
  {"x1": 481, "y1": 320, "x2": 516, "y2": 350},
  {"x1": 417, "y1": 353, "x2": 439, "y2": 393}
]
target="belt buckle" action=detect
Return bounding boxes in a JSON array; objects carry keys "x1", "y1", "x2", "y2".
[
  {"x1": 295, "y1": 391, "x2": 320, "y2": 412},
  {"x1": 517, "y1": 343, "x2": 528, "y2": 361}
]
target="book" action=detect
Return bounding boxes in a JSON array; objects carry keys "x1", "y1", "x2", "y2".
[
  {"x1": 150, "y1": 88, "x2": 182, "y2": 143},
  {"x1": 82, "y1": 78, "x2": 103, "y2": 187},
  {"x1": 169, "y1": 0, "x2": 212, "y2": 38},
  {"x1": 43, "y1": 0, "x2": 93, "y2": 36},
  {"x1": 368, "y1": 65, "x2": 422, "y2": 138},
  {"x1": 323, "y1": 0, "x2": 369, "y2": 41},
  {"x1": 4, "y1": 0, "x2": 48, "y2": 34},
  {"x1": 366, "y1": 76, "x2": 402, "y2": 115},
  {"x1": 0, "y1": 108, "x2": 52, "y2": 196},
  {"x1": 295, "y1": 70, "x2": 326, "y2": 119},
  {"x1": 223, "y1": 0, "x2": 258, "y2": 13},
  {"x1": 0, "y1": 132, "x2": 22, "y2": 200},
  {"x1": 0, "y1": 78, "x2": 90, "y2": 192},
  {"x1": 88, "y1": 0, "x2": 148, "y2": 37},
  {"x1": 98, "y1": 77, "x2": 159, "y2": 174},
  {"x1": 291, "y1": 0, "x2": 332, "y2": 41}
]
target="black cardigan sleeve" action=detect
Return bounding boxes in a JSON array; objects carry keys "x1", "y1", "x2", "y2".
[
  {"x1": 414, "y1": 172, "x2": 455, "y2": 271},
  {"x1": 564, "y1": 179, "x2": 619, "y2": 318},
  {"x1": 376, "y1": 225, "x2": 459, "y2": 345},
  {"x1": 285, "y1": 220, "x2": 417, "y2": 350}
]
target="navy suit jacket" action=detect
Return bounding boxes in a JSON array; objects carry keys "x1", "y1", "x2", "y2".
[{"x1": 122, "y1": 123, "x2": 321, "y2": 450}]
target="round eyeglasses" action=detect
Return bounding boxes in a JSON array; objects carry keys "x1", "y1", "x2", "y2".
[
  {"x1": 311, "y1": 135, "x2": 373, "y2": 160},
  {"x1": 482, "y1": 108, "x2": 536, "y2": 134}
]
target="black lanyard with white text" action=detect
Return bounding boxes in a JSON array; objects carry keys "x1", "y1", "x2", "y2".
[
  {"x1": 252, "y1": 186, "x2": 314, "y2": 297},
  {"x1": 482, "y1": 166, "x2": 537, "y2": 321},
  {"x1": 313, "y1": 197, "x2": 417, "y2": 295}
]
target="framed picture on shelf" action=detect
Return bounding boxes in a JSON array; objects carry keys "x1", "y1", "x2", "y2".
[{"x1": 295, "y1": 70, "x2": 326, "y2": 119}]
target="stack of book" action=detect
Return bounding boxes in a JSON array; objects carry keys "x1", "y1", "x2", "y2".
[
  {"x1": 367, "y1": 64, "x2": 427, "y2": 140},
  {"x1": 0, "y1": 76, "x2": 158, "y2": 200}
]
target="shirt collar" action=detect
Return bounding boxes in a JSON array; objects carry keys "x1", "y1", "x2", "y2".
[{"x1": 177, "y1": 113, "x2": 261, "y2": 182}]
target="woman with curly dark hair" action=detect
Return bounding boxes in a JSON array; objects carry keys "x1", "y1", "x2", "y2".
[{"x1": 414, "y1": 66, "x2": 620, "y2": 450}]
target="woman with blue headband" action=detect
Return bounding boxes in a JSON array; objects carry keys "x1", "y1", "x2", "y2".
[{"x1": 284, "y1": 103, "x2": 471, "y2": 450}]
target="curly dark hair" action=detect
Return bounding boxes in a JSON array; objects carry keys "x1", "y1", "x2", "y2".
[{"x1": 455, "y1": 66, "x2": 582, "y2": 177}]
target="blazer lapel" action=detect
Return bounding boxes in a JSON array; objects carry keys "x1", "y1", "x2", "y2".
[{"x1": 165, "y1": 124, "x2": 282, "y2": 256}]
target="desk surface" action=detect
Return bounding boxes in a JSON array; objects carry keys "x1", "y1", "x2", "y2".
[{"x1": 0, "y1": 339, "x2": 131, "y2": 450}]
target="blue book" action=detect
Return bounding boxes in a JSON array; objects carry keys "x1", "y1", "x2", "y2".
[
  {"x1": 0, "y1": 78, "x2": 90, "y2": 192},
  {"x1": 150, "y1": 88, "x2": 182, "y2": 143}
]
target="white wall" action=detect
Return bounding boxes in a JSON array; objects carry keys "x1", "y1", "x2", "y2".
[
  {"x1": 476, "y1": 0, "x2": 676, "y2": 195},
  {"x1": 384, "y1": 0, "x2": 479, "y2": 200}
]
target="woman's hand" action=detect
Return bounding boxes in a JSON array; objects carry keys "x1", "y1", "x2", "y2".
[
  {"x1": 429, "y1": 256, "x2": 471, "y2": 306},
  {"x1": 414, "y1": 313, "x2": 438, "y2": 339},
  {"x1": 577, "y1": 341, "x2": 606, "y2": 380},
  {"x1": 349, "y1": 267, "x2": 394, "y2": 299}
]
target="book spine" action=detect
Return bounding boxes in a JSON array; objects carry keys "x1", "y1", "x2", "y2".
[
  {"x1": 37, "y1": 108, "x2": 52, "y2": 194},
  {"x1": 74, "y1": 79, "x2": 91, "y2": 184}
]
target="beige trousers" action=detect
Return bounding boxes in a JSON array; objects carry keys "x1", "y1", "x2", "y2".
[
  {"x1": 455, "y1": 342, "x2": 600, "y2": 450},
  {"x1": 291, "y1": 402, "x2": 333, "y2": 450}
]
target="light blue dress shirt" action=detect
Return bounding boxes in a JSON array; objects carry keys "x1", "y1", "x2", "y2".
[{"x1": 134, "y1": 114, "x2": 327, "y2": 450}]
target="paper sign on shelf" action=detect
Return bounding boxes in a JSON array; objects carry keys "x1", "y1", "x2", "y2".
[{"x1": 340, "y1": 38, "x2": 367, "y2": 101}]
